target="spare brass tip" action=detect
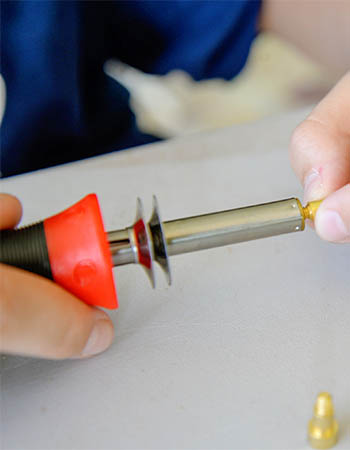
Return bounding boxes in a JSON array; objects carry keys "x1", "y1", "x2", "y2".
[
  {"x1": 308, "y1": 392, "x2": 339, "y2": 449},
  {"x1": 314, "y1": 393, "x2": 334, "y2": 417},
  {"x1": 303, "y1": 200, "x2": 322, "y2": 222}
]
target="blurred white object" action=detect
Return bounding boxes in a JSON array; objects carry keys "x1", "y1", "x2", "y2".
[
  {"x1": 105, "y1": 34, "x2": 334, "y2": 138},
  {"x1": 105, "y1": 60, "x2": 190, "y2": 137}
]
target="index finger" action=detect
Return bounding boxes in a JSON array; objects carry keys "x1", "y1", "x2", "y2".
[{"x1": 289, "y1": 72, "x2": 350, "y2": 203}]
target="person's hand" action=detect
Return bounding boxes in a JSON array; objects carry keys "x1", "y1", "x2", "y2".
[
  {"x1": 0, "y1": 194, "x2": 114, "y2": 359},
  {"x1": 290, "y1": 72, "x2": 350, "y2": 243}
]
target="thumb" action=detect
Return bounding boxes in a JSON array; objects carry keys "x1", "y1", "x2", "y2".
[
  {"x1": 315, "y1": 184, "x2": 350, "y2": 243},
  {"x1": 0, "y1": 264, "x2": 114, "y2": 359},
  {"x1": 0, "y1": 193, "x2": 22, "y2": 229}
]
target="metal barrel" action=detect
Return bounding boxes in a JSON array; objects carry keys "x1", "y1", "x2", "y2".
[
  {"x1": 109, "y1": 198, "x2": 304, "y2": 270},
  {"x1": 163, "y1": 198, "x2": 304, "y2": 256}
]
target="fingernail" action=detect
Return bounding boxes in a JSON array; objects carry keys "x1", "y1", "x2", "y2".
[
  {"x1": 80, "y1": 317, "x2": 114, "y2": 358},
  {"x1": 303, "y1": 169, "x2": 324, "y2": 203},
  {"x1": 317, "y1": 209, "x2": 350, "y2": 242}
]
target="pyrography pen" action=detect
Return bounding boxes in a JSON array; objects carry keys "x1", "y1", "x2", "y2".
[{"x1": 0, "y1": 195, "x2": 321, "y2": 309}]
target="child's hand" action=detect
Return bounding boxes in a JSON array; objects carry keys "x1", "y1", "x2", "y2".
[
  {"x1": 290, "y1": 72, "x2": 350, "y2": 243},
  {"x1": 0, "y1": 194, "x2": 114, "y2": 359}
]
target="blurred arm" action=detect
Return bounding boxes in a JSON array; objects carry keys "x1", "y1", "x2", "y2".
[{"x1": 260, "y1": 0, "x2": 350, "y2": 74}]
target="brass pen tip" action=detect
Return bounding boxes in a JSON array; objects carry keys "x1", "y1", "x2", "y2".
[
  {"x1": 303, "y1": 200, "x2": 322, "y2": 222},
  {"x1": 308, "y1": 392, "x2": 339, "y2": 449}
]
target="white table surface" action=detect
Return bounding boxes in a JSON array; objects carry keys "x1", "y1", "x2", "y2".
[{"x1": 1, "y1": 109, "x2": 349, "y2": 450}]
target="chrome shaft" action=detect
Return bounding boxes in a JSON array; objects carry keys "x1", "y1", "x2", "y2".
[
  {"x1": 163, "y1": 198, "x2": 303, "y2": 256},
  {"x1": 108, "y1": 197, "x2": 304, "y2": 287},
  {"x1": 108, "y1": 229, "x2": 134, "y2": 265}
]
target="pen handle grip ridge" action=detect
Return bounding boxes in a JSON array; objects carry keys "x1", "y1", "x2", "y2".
[{"x1": 0, "y1": 221, "x2": 52, "y2": 279}]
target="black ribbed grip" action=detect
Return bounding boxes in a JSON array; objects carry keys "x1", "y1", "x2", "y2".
[{"x1": 0, "y1": 222, "x2": 53, "y2": 279}]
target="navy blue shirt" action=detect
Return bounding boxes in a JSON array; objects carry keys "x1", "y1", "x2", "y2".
[{"x1": 1, "y1": 1, "x2": 261, "y2": 177}]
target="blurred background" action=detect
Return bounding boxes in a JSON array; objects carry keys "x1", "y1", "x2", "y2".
[{"x1": 105, "y1": 32, "x2": 336, "y2": 139}]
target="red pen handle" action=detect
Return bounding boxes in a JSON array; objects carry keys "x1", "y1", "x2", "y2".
[{"x1": 0, "y1": 194, "x2": 118, "y2": 309}]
